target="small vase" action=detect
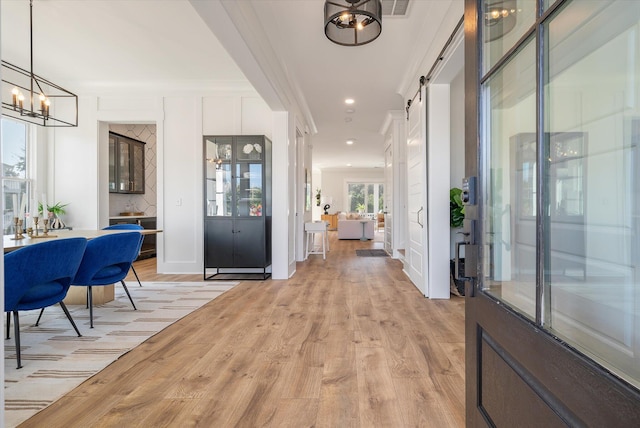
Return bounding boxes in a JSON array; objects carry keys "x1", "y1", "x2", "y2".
[{"x1": 51, "y1": 216, "x2": 65, "y2": 229}]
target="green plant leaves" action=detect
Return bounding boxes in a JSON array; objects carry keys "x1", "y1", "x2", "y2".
[
  {"x1": 450, "y1": 187, "x2": 465, "y2": 228},
  {"x1": 38, "y1": 201, "x2": 68, "y2": 216}
]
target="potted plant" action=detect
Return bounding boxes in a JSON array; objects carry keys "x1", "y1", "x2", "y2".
[
  {"x1": 450, "y1": 187, "x2": 464, "y2": 229},
  {"x1": 39, "y1": 201, "x2": 68, "y2": 229},
  {"x1": 450, "y1": 188, "x2": 465, "y2": 296}
]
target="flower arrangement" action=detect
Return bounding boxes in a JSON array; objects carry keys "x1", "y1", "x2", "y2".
[{"x1": 250, "y1": 204, "x2": 262, "y2": 216}]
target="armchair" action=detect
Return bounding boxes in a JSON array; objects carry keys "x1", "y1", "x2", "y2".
[
  {"x1": 71, "y1": 232, "x2": 142, "y2": 328},
  {"x1": 103, "y1": 223, "x2": 144, "y2": 287},
  {"x1": 4, "y1": 237, "x2": 87, "y2": 368}
]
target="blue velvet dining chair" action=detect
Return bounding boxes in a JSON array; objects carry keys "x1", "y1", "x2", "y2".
[
  {"x1": 4, "y1": 237, "x2": 87, "y2": 369},
  {"x1": 103, "y1": 224, "x2": 144, "y2": 287},
  {"x1": 70, "y1": 231, "x2": 141, "y2": 328}
]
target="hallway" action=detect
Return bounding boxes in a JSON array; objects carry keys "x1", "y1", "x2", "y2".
[{"x1": 21, "y1": 233, "x2": 465, "y2": 427}]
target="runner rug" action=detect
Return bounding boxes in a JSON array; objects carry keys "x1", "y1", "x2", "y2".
[
  {"x1": 355, "y1": 249, "x2": 388, "y2": 257},
  {"x1": 3, "y1": 281, "x2": 238, "y2": 427}
]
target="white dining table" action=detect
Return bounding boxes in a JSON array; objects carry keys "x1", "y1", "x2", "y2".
[{"x1": 3, "y1": 228, "x2": 162, "y2": 252}]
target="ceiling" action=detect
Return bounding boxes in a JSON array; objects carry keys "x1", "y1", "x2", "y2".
[{"x1": 1, "y1": 0, "x2": 462, "y2": 170}]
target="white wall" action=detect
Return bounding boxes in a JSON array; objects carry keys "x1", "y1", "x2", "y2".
[
  {"x1": 450, "y1": 69, "x2": 465, "y2": 189},
  {"x1": 312, "y1": 168, "x2": 323, "y2": 220},
  {"x1": 50, "y1": 91, "x2": 286, "y2": 277},
  {"x1": 427, "y1": 84, "x2": 451, "y2": 299},
  {"x1": 163, "y1": 96, "x2": 202, "y2": 270},
  {"x1": 272, "y1": 111, "x2": 294, "y2": 278},
  {"x1": 450, "y1": 68, "x2": 465, "y2": 258},
  {"x1": 51, "y1": 97, "x2": 101, "y2": 229},
  {"x1": 320, "y1": 168, "x2": 385, "y2": 213}
]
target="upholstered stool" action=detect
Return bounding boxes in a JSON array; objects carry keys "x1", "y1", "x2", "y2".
[{"x1": 304, "y1": 221, "x2": 329, "y2": 260}]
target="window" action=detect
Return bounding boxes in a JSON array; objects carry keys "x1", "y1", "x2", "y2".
[
  {"x1": 346, "y1": 182, "x2": 383, "y2": 214},
  {"x1": 1, "y1": 118, "x2": 31, "y2": 234}
]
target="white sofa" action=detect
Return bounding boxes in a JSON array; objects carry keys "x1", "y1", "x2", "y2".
[{"x1": 337, "y1": 213, "x2": 375, "y2": 239}]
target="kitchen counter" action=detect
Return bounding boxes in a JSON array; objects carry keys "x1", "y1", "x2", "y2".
[{"x1": 109, "y1": 216, "x2": 157, "y2": 259}]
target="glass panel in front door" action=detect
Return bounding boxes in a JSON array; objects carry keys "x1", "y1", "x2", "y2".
[
  {"x1": 544, "y1": 0, "x2": 640, "y2": 389},
  {"x1": 482, "y1": 0, "x2": 536, "y2": 74},
  {"x1": 482, "y1": 38, "x2": 536, "y2": 320}
]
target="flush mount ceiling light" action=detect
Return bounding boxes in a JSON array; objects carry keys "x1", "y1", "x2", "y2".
[
  {"x1": 1, "y1": 0, "x2": 78, "y2": 127},
  {"x1": 324, "y1": 0, "x2": 382, "y2": 46},
  {"x1": 345, "y1": 98, "x2": 355, "y2": 104}
]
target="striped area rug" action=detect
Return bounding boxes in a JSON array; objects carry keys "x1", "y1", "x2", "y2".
[{"x1": 3, "y1": 281, "x2": 238, "y2": 427}]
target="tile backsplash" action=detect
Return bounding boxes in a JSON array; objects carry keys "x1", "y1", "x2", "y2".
[{"x1": 109, "y1": 124, "x2": 157, "y2": 217}]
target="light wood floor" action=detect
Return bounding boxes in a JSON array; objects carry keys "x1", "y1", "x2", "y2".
[{"x1": 20, "y1": 232, "x2": 465, "y2": 427}]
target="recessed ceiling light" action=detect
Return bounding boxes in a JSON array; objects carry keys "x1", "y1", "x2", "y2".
[
  {"x1": 345, "y1": 98, "x2": 355, "y2": 105},
  {"x1": 345, "y1": 108, "x2": 355, "y2": 114},
  {"x1": 346, "y1": 139, "x2": 354, "y2": 145},
  {"x1": 344, "y1": 117, "x2": 352, "y2": 122},
  {"x1": 346, "y1": 163, "x2": 352, "y2": 167}
]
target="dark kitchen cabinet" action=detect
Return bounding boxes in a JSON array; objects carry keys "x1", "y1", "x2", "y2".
[
  {"x1": 108, "y1": 216, "x2": 156, "y2": 259},
  {"x1": 203, "y1": 135, "x2": 272, "y2": 279},
  {"x1": 109, "y1": 132, "x2": 145, "y2": 194}
]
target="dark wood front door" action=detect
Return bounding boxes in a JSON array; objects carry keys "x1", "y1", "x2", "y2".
[{"x1": 464, "y1": 0, "x2": 640, "y2": 425}]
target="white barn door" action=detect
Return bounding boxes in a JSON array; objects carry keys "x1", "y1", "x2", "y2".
[{"x1": 406, "y1": 86, "x2": 428, "y2": 296}]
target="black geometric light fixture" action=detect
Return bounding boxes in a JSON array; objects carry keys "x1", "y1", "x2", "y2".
[
  {"x1": 324, "y1": 0, "x2": 382, "y2": 46},
  {"x1": 1, "y1": 0, "x2": 78, "y2": 127}
]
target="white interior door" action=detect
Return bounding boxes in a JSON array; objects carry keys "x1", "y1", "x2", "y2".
[
  {"x1": 406, "y1": 87, "x2": 427, "y2": 296},
  {"x1": 384, "y1": 143, "x2": 393, "y2": 254},
  {"x1": 289, "y1": 130, "x2": 300, "y2": 272}
]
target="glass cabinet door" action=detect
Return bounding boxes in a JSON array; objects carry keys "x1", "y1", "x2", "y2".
[
  {"x1": 236, "y1": 136, "x2": 263, "y2": 162},
  {"x1": 235, "y1": 162, "x2": 263, "y2": 216},
  {"x1": 109, "y1": 134, "x2": 116, "y2": 191},
  {"x1": 131, "y1": 142, "x2": 145, "y2": 193},
  {"x1": 109, "y1": 133, "x2": 145, "y2": 194},
  {"x1": 118, "y1": 141, "x2": 131, "y2": 192},
  {"x1": 205, "y1": 137, "x2": 232, "y2": 217}
]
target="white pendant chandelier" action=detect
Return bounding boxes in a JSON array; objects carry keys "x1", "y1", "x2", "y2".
[
  {"x1": 1, "y1": 0, "x2": 78, "y2": 127},
  {"x1": 324, "y1": 0, "x2": 382, "y2": 46}
]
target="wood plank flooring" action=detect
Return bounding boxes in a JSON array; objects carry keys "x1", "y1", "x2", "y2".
[{"x1": 19, "y1": 232, "x2": 465, "y2": 427}]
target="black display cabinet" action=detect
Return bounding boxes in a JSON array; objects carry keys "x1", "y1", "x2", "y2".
[{"x1": 203, "y1": 135, "x2": 272, "y2": 280}]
